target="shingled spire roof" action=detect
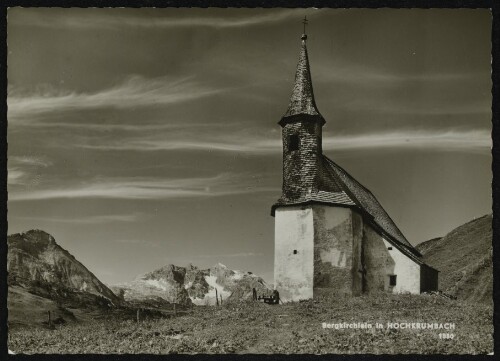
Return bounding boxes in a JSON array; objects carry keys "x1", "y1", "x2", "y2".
[{"x1": 282, "y1": 33, "x2": 324, "y2": 122}]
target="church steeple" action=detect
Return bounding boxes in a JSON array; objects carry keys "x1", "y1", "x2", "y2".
[
  {"x1": 280, "y1": 19, "x2": 324, "y2": 126},
  {"x1": 277, "y1": 23, "x2": 326, "y2": 203}
]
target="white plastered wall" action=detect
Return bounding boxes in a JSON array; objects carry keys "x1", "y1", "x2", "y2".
[{"x1": 274, "y1": 206, "x2": 314, "y2": 302}]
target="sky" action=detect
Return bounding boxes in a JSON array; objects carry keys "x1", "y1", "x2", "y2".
[{"x1": 6, "y1": 8, "x2": 492, "y2": 285}]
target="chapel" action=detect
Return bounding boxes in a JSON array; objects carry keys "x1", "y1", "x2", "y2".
[{"x1": 272, "y1": 29, "x2": 439, "y2": 302}]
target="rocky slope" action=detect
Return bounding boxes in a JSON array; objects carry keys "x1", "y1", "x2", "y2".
[
  {"x1": 112, "y1": 263, "x2": 271, "y2": 307},
  {"x1": 8, "y1": 230, "x2": 121, "y2": 306},
  {"x1": 416, "y1": 214, "x2": 492, "y2": 304}
]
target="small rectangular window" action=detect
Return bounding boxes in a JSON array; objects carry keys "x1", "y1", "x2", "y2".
[
  {"x1": 389, "y1": 275, "x2": 397, "y2": 286},
  {"x1": 293, "y1": 250, "x2": 298, "y2": 254},
  {"x1": 388, "y1": 247, "x2": 393, "y2": 250},
  {"x1": 288, "y1": 134, "x2": 299, "y2": 151}
]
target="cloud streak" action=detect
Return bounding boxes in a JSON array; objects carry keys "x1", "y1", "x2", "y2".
[
  {"x1": 8, "y1": 173, "x2": 279, "y2": 202},
  {"x1": 73, "y1": 128, "x2": 492, "y2": 154},
  {"x1": 8, "y1": 75, "x2": 226, "y2": 122},
  {"x1": 8, "y1": 156, "x2": 53, "y2": 186},
  {"x1": 9, "y1": 155, "x2": 53, "y2": 168},
  {"x1": 10, "y1": 120, "x2": 229, "y2": 132},
  {"x1": 14, "y1": 214, "x2": 140, "y2": 224},
  {"x1": 7, "y1": 169, "x2": 26, "y2": 185},
  {"x1": 323, "y1": 129, "x2": 492, "y2": 153},
  {"x1": 9, "y1": 8, "x2": 309, "y2": 30}
]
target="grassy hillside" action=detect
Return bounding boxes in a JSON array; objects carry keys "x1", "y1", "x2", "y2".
[
  {"x1": 8, "y1": 286, "x2": 77, "y2": 329},
  {"x1": 9, "y1": 293, "x2": 492, "y2": 354},
  {"x1": 415, "y1": 237, "x2": 441, "y2": 255},
  {"x1": 416, "y1": 214, "x2": 492, "y2": 304}
]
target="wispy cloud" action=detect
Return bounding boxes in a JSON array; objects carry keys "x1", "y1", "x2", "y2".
[
  {"x1": 15, "y1": 214, "x2": 140, "y2": 224},
  {"x1": 10, "y1": 120, "x2": 229, "y2": 132},
  {"x1": 9, "y1": 8, "x2": 309, "y2": 30},
  {"x1": 8, "y1": 75, "x2": 226, "y2": 122},
  {"x1": 78, "y1": 138, "x2": 279, "y2": 153},
  {"x1": 72, "y1": 128, "x2": 491, "y2": 154},
  {"x1": 7, "y1": 169, "x2": 26, "y2": 185},
  {"x1": 9, "y1": 155, "x2": 53, "y2": 168},
  {"x1": 8, "y1": 156, "x2": 53, "y2": 186},
  {"x1": 323, "y1": 129, "x2": 491, "y2": 153},
  {"x1": 9, "y1": 173, "x2": 278, "y2": 202}
]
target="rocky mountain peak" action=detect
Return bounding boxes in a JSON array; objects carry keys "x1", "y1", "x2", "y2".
[
  {"x1": 8, "y1": 230, "x2": 57, "y2": 257},
  {"x1": 8, "y1": 230, "x2": 121, "y2": 306}
]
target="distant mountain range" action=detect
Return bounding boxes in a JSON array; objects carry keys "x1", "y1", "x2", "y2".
[
  {"x1": 416, "y1": 214, "x2": 492, "y2": 304},
  {"x1": 110, "y1": 263, "x2": 270, "y2": 307},
  {"x1": 7, "y1": 230, "x2": 270, "y2": 327}
]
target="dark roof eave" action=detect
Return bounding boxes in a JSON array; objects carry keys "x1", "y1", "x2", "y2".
[
  {"x1": 278, "y1": 113, "x2": 326, "y2": 127},
  {"x1": 271, "y1": 199, "x2": 356, "y2": 217}
]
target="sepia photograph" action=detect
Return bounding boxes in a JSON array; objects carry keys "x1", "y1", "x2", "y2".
[{"x1": 5, "y1": 7, "x2": 493, "y2": 354}]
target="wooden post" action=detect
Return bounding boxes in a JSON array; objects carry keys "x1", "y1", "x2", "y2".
[
  {"x1": 173, "y1": 302, "x2": 176, "y2": 316},
  {"x1": 136, "y1": 309, "x2": 140, "y2": 323},
  {"x1": 220, "y1": 294, "x2": 223, "y2": 306},
  {"x1": 48, "y1": 311, "x2": 52, "y2": 327},
  {"x1": 215, "y1": 288, "x2": 219, "y2": 306}
]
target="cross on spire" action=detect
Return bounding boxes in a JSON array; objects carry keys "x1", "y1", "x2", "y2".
[{"x1": 302, "y1": 16, "x2": 308, "y2": 35}]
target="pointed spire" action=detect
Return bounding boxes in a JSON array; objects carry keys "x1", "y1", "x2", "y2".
[{"x1": 282, "y1": 26, "x2": 323, "y2": 122}]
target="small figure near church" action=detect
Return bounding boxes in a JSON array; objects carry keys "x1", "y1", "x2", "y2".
[
  {"x1": 272, "y1": 21, "x2": 438, "y2": 302},
  {"x1": 271, "y1": 290, "x2": 280, "y2": 305}
]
